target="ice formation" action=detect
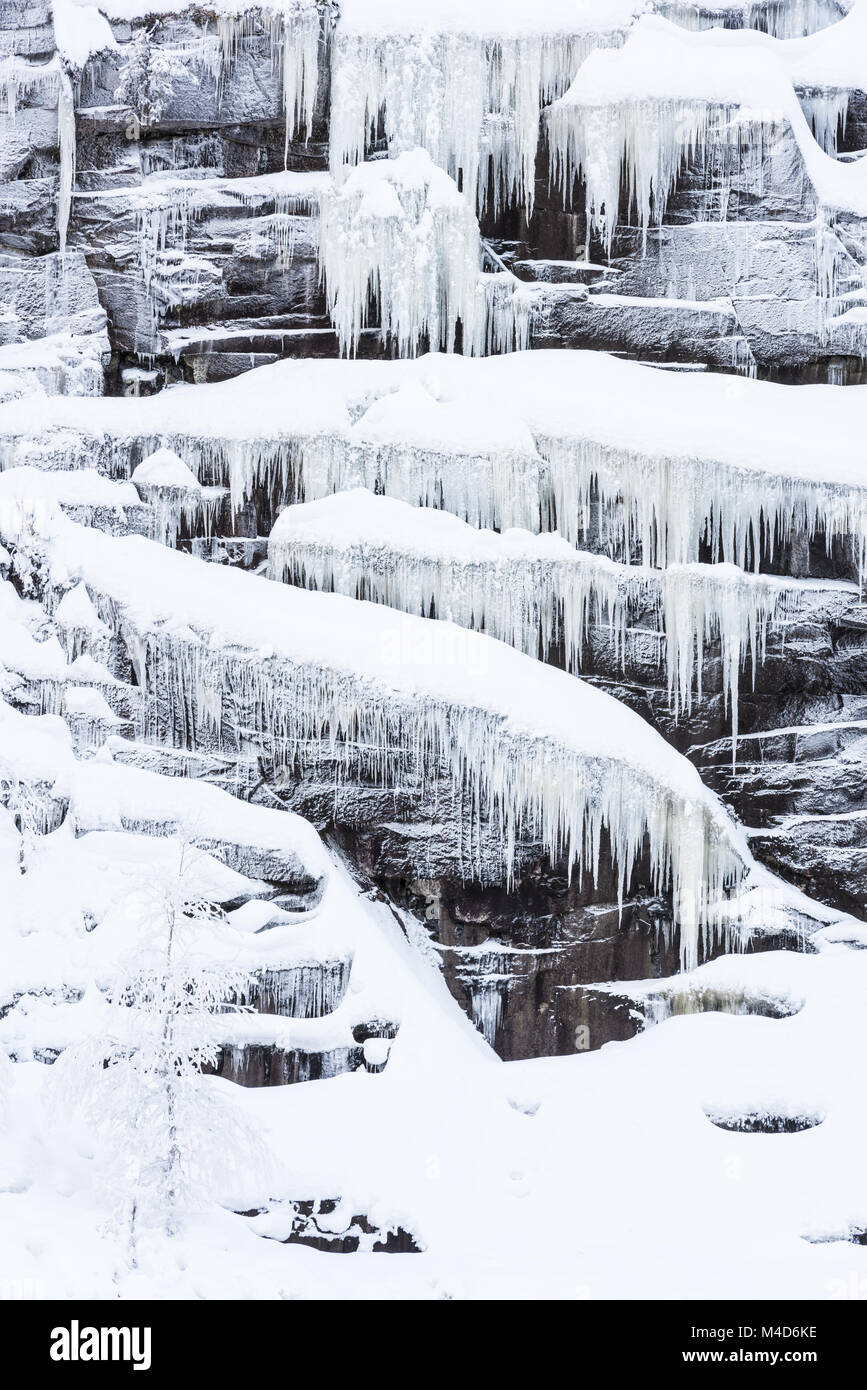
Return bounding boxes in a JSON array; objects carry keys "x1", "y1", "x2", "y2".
[
  {"x1": 318, "y1": 150, "x2": 530, "y2": 357},
  {"x1": 131, "y1": 448, "x2": 223, "y2": 545},
  {"x1": 0, "y1": 55, "x2": 76, "y2": 250},
  {"x1": 57, "y1": 71, "x2": 76, "y2": 255},
  {"x1": 546, "y1": 20, "x2": 792, "y2": 254},
  {"x1": 319, "y1": 152, "x2": 481, "y2": 358},
  {"x1": 243, "y1": 960, "x2": 353, "y2": 1019},
  {"x1": 214, "y1": 0, "x2": 323, "y2": 152},
  {"x1": 268, "y1": 488, "x2": 640, "y2": 668},
  {"x1": 661, "y1": 563, "x2": 796, "y2": 760},
  {"x1": 546, "y1": 12, "x2": 867, "y2": 254},
  {"x1": 269, "y1": 490, "x2": 817, "y2": 754},
  {"x1": 0, "y1": 490, "x2": 748, "y2": 970},
  {"x1": 5, "y1": 0, "x2": 867, "y2": 1307},
  {"x1": 659, "y1": 0, "x2": 849, "y2": 39},
  {"x1": 4, "y1": 351, "x2": 867, "y2": 579},
  {"x1": 125, "y1": 170, "x2": 328, "y2": 334},
  {"x1": 329, "y1": 0, "x2": 644, "y2": 216}
]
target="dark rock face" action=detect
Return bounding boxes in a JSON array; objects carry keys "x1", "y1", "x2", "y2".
[{"x1": 206, "y1": 1043, "x2": 364, "y2": 1086}]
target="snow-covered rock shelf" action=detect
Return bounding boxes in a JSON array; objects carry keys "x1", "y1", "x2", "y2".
[
  {"x1": 2, "y1": 0, "x2": 867, "y2": 1304},
  {"x1": 0, "y1": 486, "x2": 750, "y2": 970},
  {"x1": 3, "y1": 351, "x2": 865, "y2": 572},
  {"x1": 269, "y1": 488, "x2": 836, "y2": 757}
]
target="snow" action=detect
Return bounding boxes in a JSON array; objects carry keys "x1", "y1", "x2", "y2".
[
  {"x1": 3, "y1": 834, "x2": 864, "y2": 1298},
  {"x1": 4, "y1": 350, "x2": 866, "y2": 576},
  {"x1": 0, "y1": 484, "x2": 750, "y2": 969},
  {"x1": 319, "y1": 151, "x2": 530, "y2": 357},
  {"x1": 0, "y1": 696, "x2": 326, "y2": 884},
  {"x1": 547, "y1": 11, "x2": 867, "y2": 252},
  {"x1": 52, "y1": 2, "x2": 119, "y2": 70},
  {"x1": 131, "y1": 448, "x2": 200, "y2": 492},
  {"x1": 1, "y1": 0, "x2": 866, "y2": 1304}
]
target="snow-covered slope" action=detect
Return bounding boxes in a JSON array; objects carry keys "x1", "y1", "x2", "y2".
[{"x1": 2, "y1": 0, "x2": 867, "y2": 1304}]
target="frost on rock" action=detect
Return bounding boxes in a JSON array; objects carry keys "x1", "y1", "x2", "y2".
[
  {"x1": 0, "y1": 55, "x2": 76, "y2": 250},
  {"x1": 215, "y1": 0, "x2": 324, "y2": 154},
  {"x1": 328, "y1": 6, "x2": 641, "y2": 217},
  {"x1": 318, "y1": 151, "x2": 529, "y2": 357},
  {"x1": 116, "y1": 2, "x2": 322, "y2": 148},
  {"x1": 127, "y1": 170, "x2": 326, "y2": 342},
  {"x1": 0, "y1": 498, "x2": 748, "y2": 972}
]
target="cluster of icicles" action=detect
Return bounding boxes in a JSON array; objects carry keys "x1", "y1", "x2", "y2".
[
  {"x1": 328, "y1": 26, "x2": 618, "y2": 220},
  {"x1": 546, "y1": 97, "x2": 783, "y2": 256},
  {"x1": 318, "y1": 151, "x2": 531, "y2": 357},
  {"x1": 268, "y1": 494, "x2": 807, "y2": 763},
  {"x1": 814, "y1": 208, "x2": 867, "y2": 361},
  {"x1": 0, "y1": 508, "x2": 744, "y2": 973},
  {"x1": 71, "y1": 416, "x2": 867, "y2": 768},
  {"x1": 108, "y1": 419, "x2": 867, "y2": 582},
  {"x1": 111, "y1": 622, "x2": 744, "y2": 973},
  {"x1": 661, "y1": 0, "x2": 847, "y2": 41},
  {"x1": 240, "y1": 961, "x2": 352, "y2": 1020},
  {"x1": 119, "y1": 7, "x2": 862, "y2": 356}
]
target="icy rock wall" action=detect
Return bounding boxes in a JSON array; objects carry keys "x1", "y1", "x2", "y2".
[
  {"x1": 0, "y1": 494, "x2": 747, "y2": 972},
  {"x1": 4, "y1": 0, "x2": 861, "y2": 381}
]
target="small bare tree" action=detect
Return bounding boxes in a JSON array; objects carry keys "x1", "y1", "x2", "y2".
[{"x1": 60, "y1": 836, "x2": 256, "y2": 1263}]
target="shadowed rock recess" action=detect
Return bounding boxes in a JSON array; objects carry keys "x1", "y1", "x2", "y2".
[{"x1": 2, "y1": 0, "x2": 867, "y2": 1095}]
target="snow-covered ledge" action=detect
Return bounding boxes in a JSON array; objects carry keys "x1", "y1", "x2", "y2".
[
  {"x1": 3, "y1": 351, "x2": 866, "y2": 576},
  {"x1": 0, "y1": 481, "x2": 749, "y2": 970}
]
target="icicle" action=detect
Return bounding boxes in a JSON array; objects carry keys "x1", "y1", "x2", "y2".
[
  {"x1": 328, "y1": 27, "x2": 626, "y2": 218},
  {"x1": 798, "y1": 85, "x2": 850, "y2": 154},
  {"x1": 242, "y1": 959, "x2": 352, "y2": 1019},
  {"x1": 547, "y1": 94, "x2": 782, "y2": 257},
  {"x1": 318, "y1": 151, "x2": 530, "y2": 357},
  {"x1": 0, "y1": 53, "x2": 60, "y2": 118},
  {"x1": 661, "y1": 563, "x2": 793, "y2": 765},
  {"x1": 473, "y1": 274, "x2": 534, "y2": 357},
  {"x1": 658, "y1": 1, "x2": 847, "y2": 41},
  {"x1": 469, "y1": 977, "x2": 508, "y2": 1046},
  {"x1": 57, "y1": 71, "x2": 76, "y2": 256},
  {"x1": 268, "y1": 491, "x2": 645, "y2": 671},
  {"x1": 131, "y1": 448, "x2": 223, "y2": 546},
  {"x1": 535, "y1": 432, "x2": 867, "y2": 578},
  {"x1": 279, "y1": 2, "x2": 321, "y2": 160},
  {"x1": 0, "y1": 511, "x2": 747, "y2": 972},
  {"x1": 214, "y1": 3, "x2": 322, "y2": 155},
  {"x1": 319, "y1": 151, "x2": 482, "y2": 357}
]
